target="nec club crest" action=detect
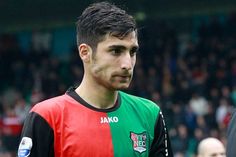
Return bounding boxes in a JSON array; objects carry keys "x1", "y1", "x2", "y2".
[{"x1": 130, "y1": 132, "x2": 147, "y2": 153}]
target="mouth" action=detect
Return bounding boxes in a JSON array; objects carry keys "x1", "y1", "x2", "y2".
[
  {"x1": 114, "y1": 74, "x2": 131, "y2": 78},
  {"x1": 112, "y1": 74, "x2": 131, "y2": 81},
  {"x1": 120, "y1": 74, "x2": 131, "y2": 77},
  {"x1": 112, "y1": 71, "x2": 133, "y2": 82}
]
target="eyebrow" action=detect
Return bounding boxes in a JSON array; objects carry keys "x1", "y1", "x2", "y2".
[{"x1": 108, "y1": 45, "x2": 139, "y2": 51}]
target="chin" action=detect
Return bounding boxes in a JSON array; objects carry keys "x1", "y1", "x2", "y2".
[
  {"x1": 108, "y1": 80, "x2": 131, "y2": 90},
  {"x1": 116, "y1": 87, "x2": 129, "y2": 90},
  {"x1": 114, "y1": 84, "x2": 130, "y2": 90}
]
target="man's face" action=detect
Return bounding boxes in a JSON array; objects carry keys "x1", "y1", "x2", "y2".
[
  {"x1": 200, "y1": 145, "x2": 226, "y2": 157},
  {"x1": 89, "y1": 31, "x2": 138, "y2": 90}
]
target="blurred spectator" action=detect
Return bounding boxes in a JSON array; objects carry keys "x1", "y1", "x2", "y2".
[
  {"x1": 216, "y1": 98, "x2": 230, "y2": 129},
  {"x1": 189, "y1": 92, "x2": 209, "y2": 116},
  {"x1": 197, "y1": 137, "x2": 226, "y2": 157},
  {"x1": 0, "y1": 138, "x2": 11, "y2": 157},
  {"x1": 0, "y1": 89, "x2": 25, "y2": 156},
  {"x1": 170, "y1": 124, "x2": 189, "y2": 156},
  {"x1": 231, "y1": 86, "x2": 236, "y2": 106}
]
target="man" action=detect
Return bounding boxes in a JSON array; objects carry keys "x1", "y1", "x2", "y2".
[
  {"x1": 197, "y1": 137, "x2": 226, "y2": 157},
  {"x1": 17, "y1": 2, "x2": 173, "y2": 157},
  {"x1": 226, "y1": 109, "x2": 236, "y2": 157}
]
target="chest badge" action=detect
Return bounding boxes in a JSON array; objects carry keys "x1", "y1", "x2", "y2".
[{"x1": 130, "y1": 131, "x2": 147, "y2": 153}]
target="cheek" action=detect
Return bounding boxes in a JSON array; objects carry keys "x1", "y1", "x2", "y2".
[
  {"x1": 91, "y1": 62, "x2": 110, "y2": 78},
  {"x1": 133, "y1": 57, "x2": 136, "y2": 66},
  {"x1": 132, "y1": 62, "x2": 136, "y2": 69},
  {"x1": 128, "y1": 56, "x2": 136, "y2": 69}
]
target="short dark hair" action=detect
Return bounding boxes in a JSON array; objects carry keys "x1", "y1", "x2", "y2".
[{"x1": 76, "y1": 2, "x2": 137, "y2": 50}]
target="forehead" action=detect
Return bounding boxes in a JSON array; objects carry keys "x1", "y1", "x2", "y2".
[
  {"x1": 205, "y1": 147, "x2": 225, "y2": 156},
  {"x1": 97, "y1": 31, "x2": 139, "y2": 48}
]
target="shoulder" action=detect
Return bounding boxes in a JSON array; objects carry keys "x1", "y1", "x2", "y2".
[
  {"x1": 227, "y1": 108, "x2": 236, "y2": 156},
  {"x1": 32, "y1": 95, "x2": 65, "y2": 111},
  {"x1": 231, "y1": 109, "x2": 236, "y2": 118},
  {"x1": 30, "y1": 94, "x2": 71, "y2": 121},
  {"x1": 119, "y1": 91, "x2": 158, "y2": 106},
  {"x1": 119, "y1": 91, "x2": 160, "y2": 113},
  {"x1": 228, "y1": 108, "x2": 236, "y2": 128}
]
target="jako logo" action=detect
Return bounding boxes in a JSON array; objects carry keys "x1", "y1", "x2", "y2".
[{"x1": 100, "y1": 116, "x2": 119, "y2": 123}]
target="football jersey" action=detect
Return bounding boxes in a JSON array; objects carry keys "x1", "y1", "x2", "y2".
[{"x1": 18, "y1": 87, "x2": 173, "y2": 157}]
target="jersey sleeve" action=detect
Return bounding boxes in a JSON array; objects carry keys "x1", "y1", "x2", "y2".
[
  {"x1": 226, "y1": 109, "x2": 236, "y2": 157},
  {"x1": 149, "y1": 111, "x2": 173, "y2": 157},
  {"x1": 17, "y1": 111, "x2": 54, "y2": 157}
]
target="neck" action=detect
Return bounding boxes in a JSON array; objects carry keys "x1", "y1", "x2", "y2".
[{"x1": 75, "y1": 78, "x2": 118, "y2": 109}]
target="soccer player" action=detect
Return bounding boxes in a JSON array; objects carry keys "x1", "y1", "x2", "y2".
[
  {"x1": 197, "y1": 137, "x2": 226, "y2": 157},
  {"x1": 17, "y1": 2, "x2": 173, "y2": 157},
  {"x1": 226, "y1": 109, "x2": 236, "y2": 157}
]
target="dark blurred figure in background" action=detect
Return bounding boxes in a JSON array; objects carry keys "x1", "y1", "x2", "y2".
[{"x1": 226, "y1": 109, "x2": 236, "y2": 157}]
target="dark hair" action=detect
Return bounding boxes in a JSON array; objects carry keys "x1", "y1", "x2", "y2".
[{"x1": 76, "y1": 2, "x2": 137, "y2": 50}]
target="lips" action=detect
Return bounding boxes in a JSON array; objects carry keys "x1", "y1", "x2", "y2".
[
  {"x1": 113, "y1": 72, "x2": 131, "y2": 77},
  {"x1": 114, "y1": 74, "x2": 131, "y2": 78}
]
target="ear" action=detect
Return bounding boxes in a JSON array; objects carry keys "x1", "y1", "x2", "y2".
[{"x1": 78, "y1": 44, "x2": 92, "y2": 62}]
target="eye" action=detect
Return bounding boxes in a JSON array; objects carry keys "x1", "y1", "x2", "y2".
[
  {"x1": 130, "y1": 47, "x2": 138, "y2": 57},
  {"x1": 111, "y1": 48, "x2": 122, "y2": 56},
  {"x1": 130, "y1": 51, "x2": 136, "y2": 57}
]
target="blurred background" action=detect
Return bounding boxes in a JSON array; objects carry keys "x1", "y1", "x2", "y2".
[{"x1": 0, "y1": 0, "x2": 236, "y2": 156}]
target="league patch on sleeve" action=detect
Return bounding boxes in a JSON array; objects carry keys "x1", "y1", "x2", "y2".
[{"x1": 18, "y1": 137, "x2": 33, "y2": 157}]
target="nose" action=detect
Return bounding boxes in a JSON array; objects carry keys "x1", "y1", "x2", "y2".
[{"x1": 120, "y1": 52, "x2": 134, "y2": 70}]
